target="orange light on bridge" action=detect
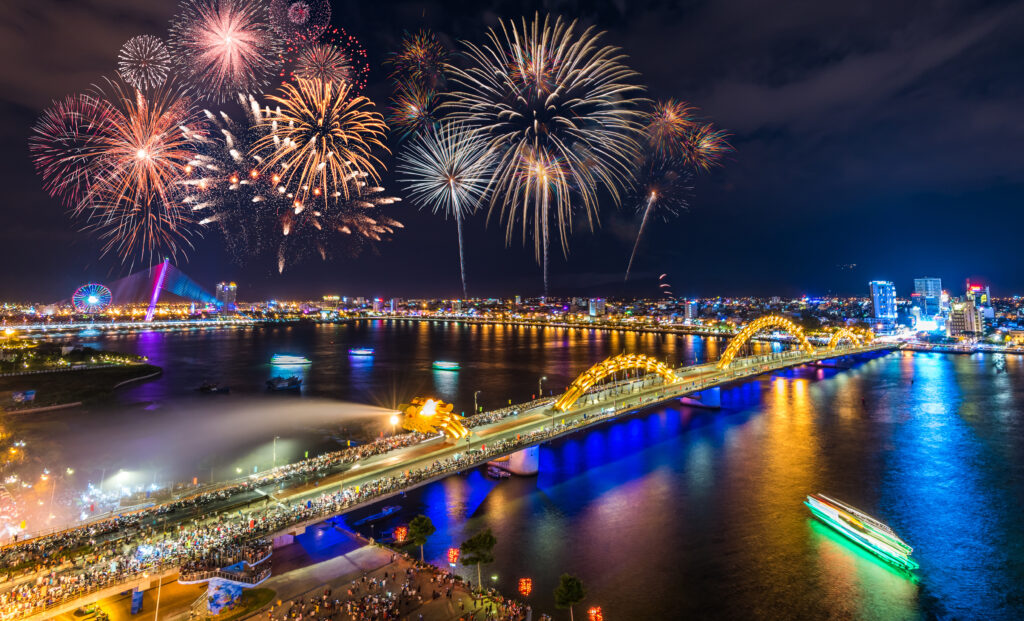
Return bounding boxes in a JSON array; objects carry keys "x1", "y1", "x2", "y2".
[
  {"x1": 588, "y1": 606, "x2": 604, "y2": 621},
  {"x1": 518, "y1": 577, "x2": 532, "y2": 597},
  {"x1": 447, "y1": 547, "x2": 460, "y2": 565}
]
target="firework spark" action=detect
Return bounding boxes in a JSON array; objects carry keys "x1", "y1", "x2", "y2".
[
  {"x1": 280, "y1": 27, "x2": 369, "y2": 92},
  {"x1": 386, "y1": 29, "x2": 448, "y2": 88},
  {"x1": 196, "y1": 95, "x2": 399, "y2": 271},
  {"x1": 117, "y1": 35, "x2": 173, "y2": 90},
  {"x1": 268, "y1": 0, "x2": 330, "y2": 43},
  {"x1": 29, "y1": 95, "x2": 117, "y2": 209},
  {"x1": 444, "y1": 13, "x2": 645, "y2": 294},
  {"x1": 643, "y1": 99, "x2": 698, "y2": 160},
  {"x1": 397, "y1": 122, "x2": 493, "y2": 296},
  {"x1": 624, "y1": 159, "x2": 692, "y2": 281},
  {"x1": 169, "y1": 0, "x2": 281, "y2": 103},
  {"x1": 39, "y1": 79, "x2": 209, "y2": 264},
  {"x1": 251, "y1": 78, "x2": 389, "y2": 211}
]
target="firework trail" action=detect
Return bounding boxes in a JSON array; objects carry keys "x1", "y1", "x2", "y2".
[
  {"x1": 117, "y1": 35, "x2": 173, "y2": 90},
  {"x1": 251, "y1": 78, "x2": 389, "y2": 211},
  {"x1": 279, "y1": 27, "x2": 369, "y2": 92},
  {"x1": 268, "y1": 0, "x2": 331, "y2": 43},
  {"x1": 194, "y1": 95, "x2": 399, "y2": 272},
  {"x1": 34, "y1": 79, "x2": 209, "y2": 265},
  {"x1": 624, "y1": 159, "x2": 692, "y2": 281},
  {"x1": 396, "y1": 122, "x2": 493, "y2": 297},
  {"x1": 444, "y1": 13, "x2": 645, "y2": 295},
  {"x1": 29, "y1": 95, "x2": 117, "y2": 210},
  {"x1": 169, "y1": 0, "x2": 281, "y2": 103}
]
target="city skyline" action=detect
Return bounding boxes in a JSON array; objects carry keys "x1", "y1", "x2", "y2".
[{"x1": 1, "y1": 1, "x2": 1023, "y2": 299}]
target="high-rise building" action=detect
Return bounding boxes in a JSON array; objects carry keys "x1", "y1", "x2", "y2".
[
  {"x1": 966, "y1": 280, "x2": 994, "y2": 320},
  {"x1": 948, "y1": 300, "x2": 984, "y2": 337},
  {"x1": 684, "y1": 300, "x2": 699, "y2": 322},
  {"x1": 588, "y1": 298, "x2": 606, "y2": 317},
  {"x1": 215, "y1": 282, "x2": 237, "y2": 309},
  {"x1": 913, "y1": 278, "x2": 942, "y2": 316},
  {"x1": 452, "y1": 299, "x2": 462, "y2": 312},
  {"x1": 372, "y1": 298, "x2": 383, "y2": 312},
  {"x1": 869, "y1": 281, "x2": 897, "y2": 328}
]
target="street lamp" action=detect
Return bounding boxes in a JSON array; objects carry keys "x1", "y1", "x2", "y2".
[
  {"x1": 474, "y1": 390, "x2": 481, "y2": 413},
  {"x1": 538, "y1": 376, "x2": 547, "y2": 398},
  {"x1": 272, "y1": 436, "x2": 280, "y2": 468}
]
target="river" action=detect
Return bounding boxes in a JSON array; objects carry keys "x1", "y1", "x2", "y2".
[{"x1": 4, "y1": 321, "x2": 1023, "y2": 618}]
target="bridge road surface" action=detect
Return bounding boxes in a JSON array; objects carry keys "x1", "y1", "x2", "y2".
[{"x1": 6, "y1": 344, "x2": 888, "y2": 620}]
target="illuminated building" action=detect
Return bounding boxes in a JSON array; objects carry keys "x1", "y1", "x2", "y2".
[
  {"x1": 216, "y1": 282, "x2": 237, "y2": 310},
  {"x1": 684, "y1": 300, "x2": 699, "y2": 323},
  {"x1": 913, "y1": 277, "x2": 942, "y2": 316},
  {"x1": 372, "y1": 298, "x2": 383, "y2": 312},
  {"x1": 868, "y1": 281, "x2": 896, "y2": 331},
  {"x1": 966, "y1": 280, "x2": 994, "y2": 320},
  {"x1": 948, "y1": 300, "x2": 984, "y2": 337},
  {"x1": 588, "y1": 298, "x2": 606, "y2": 317}
]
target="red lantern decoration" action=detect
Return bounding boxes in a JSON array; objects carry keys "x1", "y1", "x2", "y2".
[
  {"x1": 447, "y1": 547, "x2": 460, "y2": 565},
  {"x1": 588, "y1": 607, "x2": 604, "y2": 621},
  {"x1": 518, "y1": 577, "x2": 533, "y2": 597},
  {"x1": 394, "y1": 526, "x2": 408, "y2": 543}
]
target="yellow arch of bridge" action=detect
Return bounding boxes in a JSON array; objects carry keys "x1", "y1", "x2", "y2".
[
  {"x1": 827, "y1": 327, "x2": 873, "y2": 350},
  {"x1": 554, "y1": 353, "x2": 678, "y2": 412},
  {"x1": 717, "y1": 315, "x2": 815, "y2": 370}
]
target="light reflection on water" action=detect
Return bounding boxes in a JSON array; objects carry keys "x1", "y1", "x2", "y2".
[{"x1": 343, "y1": 352, "x2": 1024, "y2": 620}]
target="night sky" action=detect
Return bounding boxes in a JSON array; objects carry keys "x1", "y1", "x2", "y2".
[{"x1": 1, "y1": 0, "x2": 1022, "y2": 301}]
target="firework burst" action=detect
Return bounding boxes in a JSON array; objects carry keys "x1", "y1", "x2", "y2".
[
  {"x1": 643, "y1": 99, "x2": 698, "y2": 160},
  {"x1": 386, "y1": 29, "x2": 448, "y2": 89},
  {"x1": 683, "y1": 123, "x2": 732, "y2": 172},
  {"x1": 45, "y1": 79, "x2": 209, "y2": 264},
  {"x1": 117, "y1": 35, "x2": 173, "y2": 90},
  {"x1": 444, "y1": 12, "x2": 645, "y2": 294},
  {"x1": 397, "y1": 122, "x2": 493, "y2": 296},
  {"x1": 251, "y1": 78, "x2": 389, "y2": 211},
  {"x1": 624, "y1": 159, "x2": 692, "y2": 280},
  {"x1": 387, "y1": 80, "x2": 438, "y2": 140},
  {"x1": 29, "y1": 95, "x2": 118, "y2": 209},
  {"x1": 169, "y1": 0, "x2": 281, "y2": 103},
  {"x1": 280, "y1": 27, "x2": 369, "y2": 92},
  {"x1": 195, "y1": 95, "x2": 400, "y2": 272},
  {"x1": 268, "y1": 0, "x2": 330, "y2": 43}
]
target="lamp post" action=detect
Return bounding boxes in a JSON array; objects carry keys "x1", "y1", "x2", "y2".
[
  {"x1": 272, "y1": 436, "x2": 280, "y2": 468},
  {"x1": 538, "y1": 376, "x2": 546, "y2": 398},
  {"x1": 474, "y1": 390, "x2": 481, "y2": 413}
]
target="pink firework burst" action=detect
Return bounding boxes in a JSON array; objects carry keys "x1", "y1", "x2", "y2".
[
  {"x1": 279, "y1": 27, "x2": 369, "y2": 92},
  {"x1": 169, "y1": 0, "x2": 281, "y2": 102},
  {"x1": 269, "y1": 0, "x2": 330, "y2": 43}
]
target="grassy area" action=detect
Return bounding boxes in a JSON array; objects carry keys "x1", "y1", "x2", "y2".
[
  {"x1": 211, "y1": 588, "x2": 276, "y2": 621},
  {"x1": 0, "y1": 364, "x2": 161, "y2": 411}
]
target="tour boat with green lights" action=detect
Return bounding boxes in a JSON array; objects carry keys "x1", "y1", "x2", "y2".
[
  {"x1": 432, "y1": 360, "x2": 460, "y2": 370},
  {"x1": 804, "y1": 493, "x2": 918, "y2": 571}
]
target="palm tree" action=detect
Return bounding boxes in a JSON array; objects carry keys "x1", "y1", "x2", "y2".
[{"x1": 407, "y1": 514, "x2": 435, "y2": 563}]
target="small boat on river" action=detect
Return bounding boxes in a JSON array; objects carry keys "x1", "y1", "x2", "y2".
[
  {"x1": 804, "y1": 493, "x2": 918, "y2": 571},
  {"x1": 353, "y1": 505, "x2": 400, "y2": 525},
  {"x1": 266, "y1": 376, "x2": 302, "y2": 392}
]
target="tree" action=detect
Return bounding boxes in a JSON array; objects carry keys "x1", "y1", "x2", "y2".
[
  {"x1": 553, "y1": 573, "x2": 586, "y2": 621},
  {"x1": 407, "y1": 514, "x2": 435, "y2": 563},
  {"x1": 459, "y1": 527, "x2": 497, "y2": 591}
]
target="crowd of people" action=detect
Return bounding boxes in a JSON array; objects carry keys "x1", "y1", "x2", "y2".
[
  {"x1": 261, "y1": 558, "x2": 530, "y2": 621},
  {"x1": 0, "y1": 393, "x2": 633, "y2": 620}
]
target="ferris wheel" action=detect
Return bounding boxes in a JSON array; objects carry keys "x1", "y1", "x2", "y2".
[{"x1": 72, "y1": 283, "x2": 112, "y2": 313}]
